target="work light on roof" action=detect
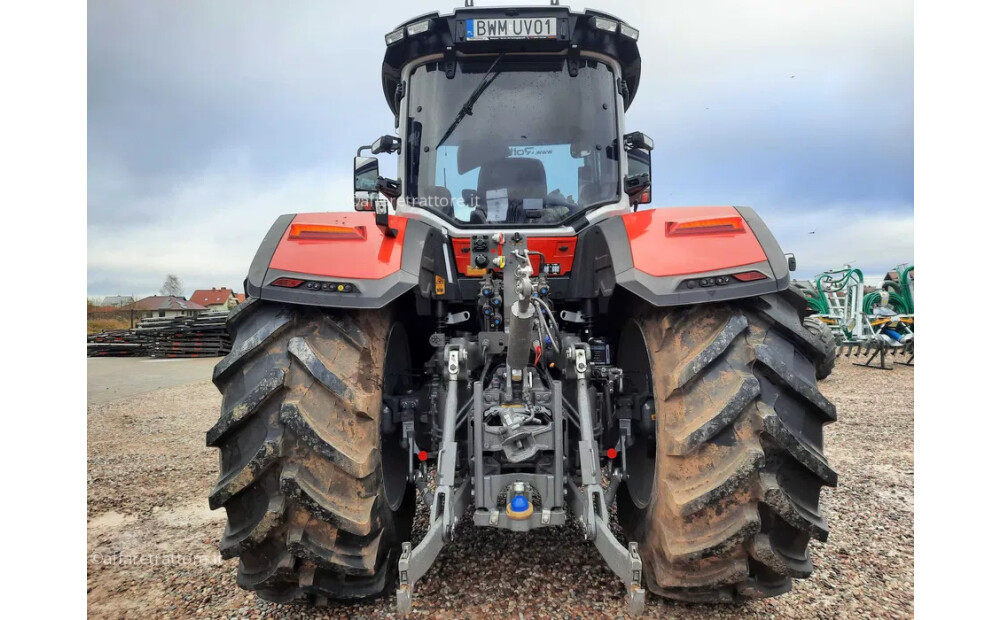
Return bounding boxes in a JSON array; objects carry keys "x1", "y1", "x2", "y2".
[
  {"x1": 619, "y1": 23, "x2": 640, "y2": 41},
  {"x1": 592, "y1": 16, "x2": 618, "y2": 33},
  {"x1": 385, "y1": 27, "x2": 405, "y2": 46},
  {"x1": 406, "y1": 19, "x2": 432, "y2": 36}
]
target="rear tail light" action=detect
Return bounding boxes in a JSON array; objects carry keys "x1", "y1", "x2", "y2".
[
  {"x1": 666, "y1": 216, "x2": 744, "y2": 236},
  {"x1": 733, "y1": 271, "x2": 767, "y2": 282},
  {"x1": 288, "y1": 223, "x2": 367, "y2": 241},
  {"x1": 270, "y1": 278, "x2": 304, "y2": 288},
  {"x1": 732, "y1": 270, "x2": 768, "y2": 282}
]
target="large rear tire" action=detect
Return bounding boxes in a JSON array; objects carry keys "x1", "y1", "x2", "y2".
[
  {"x1": 616, "y1": 290, "x2": 837, "y2": 602},
  {"x1": 803, "y1": 315, "x2": 837, "y2": 380},
  {"x1": 207, "y1": 299, "x2": 415, "y2": 604}
]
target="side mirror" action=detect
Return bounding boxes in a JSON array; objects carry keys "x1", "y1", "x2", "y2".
[
  {"x1": 354, "y1": 191, "x2": 376, "y2": 212},
  {"x1": 624, "y1": 172, "x2": 652, "y2": 206},
  {"x1": 354, "y1": 149, "x2": 401, "y2": 237},
  {"x1": 354, "y1": 156, "x2": 379, "y2": 194},
  {"x1": 625, "y1": 141, "x2": 652, "y2": 206}
]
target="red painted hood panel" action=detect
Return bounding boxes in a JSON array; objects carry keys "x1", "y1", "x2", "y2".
[
  {"x1": 620, "y1": 206, "x2": 768, "y2": 277},
  {"x1": 268, "y1": 213, "x2": 409, "y2": 280}
]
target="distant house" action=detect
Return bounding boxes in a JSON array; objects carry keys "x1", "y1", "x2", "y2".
[
  {"x1": 234, "y1": 293, "x2": 247, "y2": 304},
  {"x1": 133, "y1": 296, "x2": 207, "y2": 319},
  {"x1": 191, "y1": 287, "x2": 238, "y2": 312},
  {"x1": 102, "y1": 295, "x2": 135, "y2": 308}
]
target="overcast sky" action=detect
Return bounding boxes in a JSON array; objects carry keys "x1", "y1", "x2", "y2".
[{"x1": 87, "y1": 0, "x2": 913, "y2": 299}]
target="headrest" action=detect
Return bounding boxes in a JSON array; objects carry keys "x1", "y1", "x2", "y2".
[
  {"x1": 477, "y1": 158, "x2": 547, "y2": 201},
  {"x1": 422, "y1": 185, "x2": 452, "y2": 205},
  {"x1": 421, "y1": 185, "x2": 453, "y2": 217}
]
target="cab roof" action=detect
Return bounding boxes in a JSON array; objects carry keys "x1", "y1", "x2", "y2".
[{"x1": 381, "y1": 5, "x2": 642, "y2": 116}]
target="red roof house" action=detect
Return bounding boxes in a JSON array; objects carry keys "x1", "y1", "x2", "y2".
[{"x1": 190, "y1": 287, "x2": 238, "y2": 311}]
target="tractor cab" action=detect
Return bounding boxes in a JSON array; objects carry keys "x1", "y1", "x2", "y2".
[{"x1": 354, "y1": 2, "x2": 653, "y2": 229}]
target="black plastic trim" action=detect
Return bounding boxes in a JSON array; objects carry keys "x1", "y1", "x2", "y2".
[
  {"x1": 247, "y1": 214, "x2": 295, "y2": 294},
  {"x1": 597, "y1": 216, "x2": 634, "y2": 274},
  {"x1": 617, "y1": 260, "x2": 783, "y2": 306},
  {"x1": 734, "y1": 206, "x2": 790, "y2": 288}
]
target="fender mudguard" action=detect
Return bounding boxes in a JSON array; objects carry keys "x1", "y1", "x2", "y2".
[
  {"x1": 596, "y1": 206, "x2": 791, "y2": 306},
  {"x1": 246, "y1": 212, "x2": 434, "y2": 309}
]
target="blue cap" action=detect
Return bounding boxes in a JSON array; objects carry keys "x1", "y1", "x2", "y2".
[{"x1": 510, "y1": 495, "x2": 530, "y2": 513}]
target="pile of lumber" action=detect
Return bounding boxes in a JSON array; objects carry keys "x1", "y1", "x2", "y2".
[
  {"x1": 87, "y1": 329, "x2": 152, "y2": 357},
  {"x1": 137, "y1": 313, "x2": 232, "y2": 358},
  {"x1": 87, "y1": 312, "x2": 232, "y2": 358}
]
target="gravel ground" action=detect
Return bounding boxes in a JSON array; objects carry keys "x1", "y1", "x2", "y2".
[{"x1": 87, "y1": 358, "x2": 913, "y2": 619}]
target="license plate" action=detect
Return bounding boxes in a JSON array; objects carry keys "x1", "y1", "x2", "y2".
[{"x1": 466, "y1": 17, "x2": 558, "y2": 41}]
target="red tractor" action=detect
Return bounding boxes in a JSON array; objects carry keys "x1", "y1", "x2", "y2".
[{"x1": 207, "y1": 2, "x2": 836, "y2": 614}]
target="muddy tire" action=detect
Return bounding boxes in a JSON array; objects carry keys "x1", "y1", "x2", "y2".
[
  {"x1": 207, "y1": 299, "x2": 415, "y2": 604},
  {"x1": 616, "y1": 290, "x2": 837, "y2": 602},
  {"x1": 803, "y1": 316, "x2": 837, "y2": 380}
]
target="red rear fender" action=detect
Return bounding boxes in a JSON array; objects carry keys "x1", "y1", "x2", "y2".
[
  {"x1": 268, "y1": 213, "x2": 409, "y2": 279},
  {"x1": 620, "y1": 206, "x2": 768, "y2": 277},
  {"x1": 245, "y1": 212, "x2": 430, "y2": 309},
  {"x1": 596, "y1": 206, "x2": 791, "y2": 307}
]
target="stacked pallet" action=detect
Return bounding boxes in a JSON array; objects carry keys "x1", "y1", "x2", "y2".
[
  {"x1": 87, "y1": 313, "x2": 233, "y2": 358},
  {"x1": 87, "y1": 329, "x2": 152, "y2": 357},
  {"x1": 137, "y1": 312, "x2": 233, "y2": 358}
]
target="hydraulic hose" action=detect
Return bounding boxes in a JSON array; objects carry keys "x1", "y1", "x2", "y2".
[
  {"x1": 863, "y1": 291, "x2": 910, "y2": 315},
  {"x1": 813, "y1": 268, "x2": 865, "y2": 315},
  {"x1": 898, "y1": 265, "x2": 914, "y2": 312}
]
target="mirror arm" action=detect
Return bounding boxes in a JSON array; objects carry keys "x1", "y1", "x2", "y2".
[
  {"x1": 374, "y1": 177, "x2": 402, "y2": 238},
  {"x1": 375, "y1": 177, "x2": 401, "y2": 201},
  {"x1": 375, "y1": 211, "x2": 397, "y2": 238}
]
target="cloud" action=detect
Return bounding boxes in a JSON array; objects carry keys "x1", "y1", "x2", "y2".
[
  {"x1": 87, "y1": 0, "x2": 913, "y2": 297},
  {"x1": 763, "y1": 202, "x2": 914, "y2": 278},
  {"x1": 628, "y1": 0, "x2": 913, "y2": 209},
  {"x1": 87, "y1": 0, "x2": 394, "y2": 180},
  {"x1": 88, "y1": 160, "x2": 352, "y2": 297}
]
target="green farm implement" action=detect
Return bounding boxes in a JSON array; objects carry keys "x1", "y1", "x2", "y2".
[{"x1": 794, "y1": 264, "x2": 914, "y2": 370}]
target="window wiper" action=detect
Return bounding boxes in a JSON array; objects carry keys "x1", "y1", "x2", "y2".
[{"x1": 435, "y1": 53, "x2": 505, "y2": 149}]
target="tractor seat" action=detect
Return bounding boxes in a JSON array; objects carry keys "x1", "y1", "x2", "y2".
[{"x1": 471, "y1": 158, "x2": 547, "y2": 223}]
